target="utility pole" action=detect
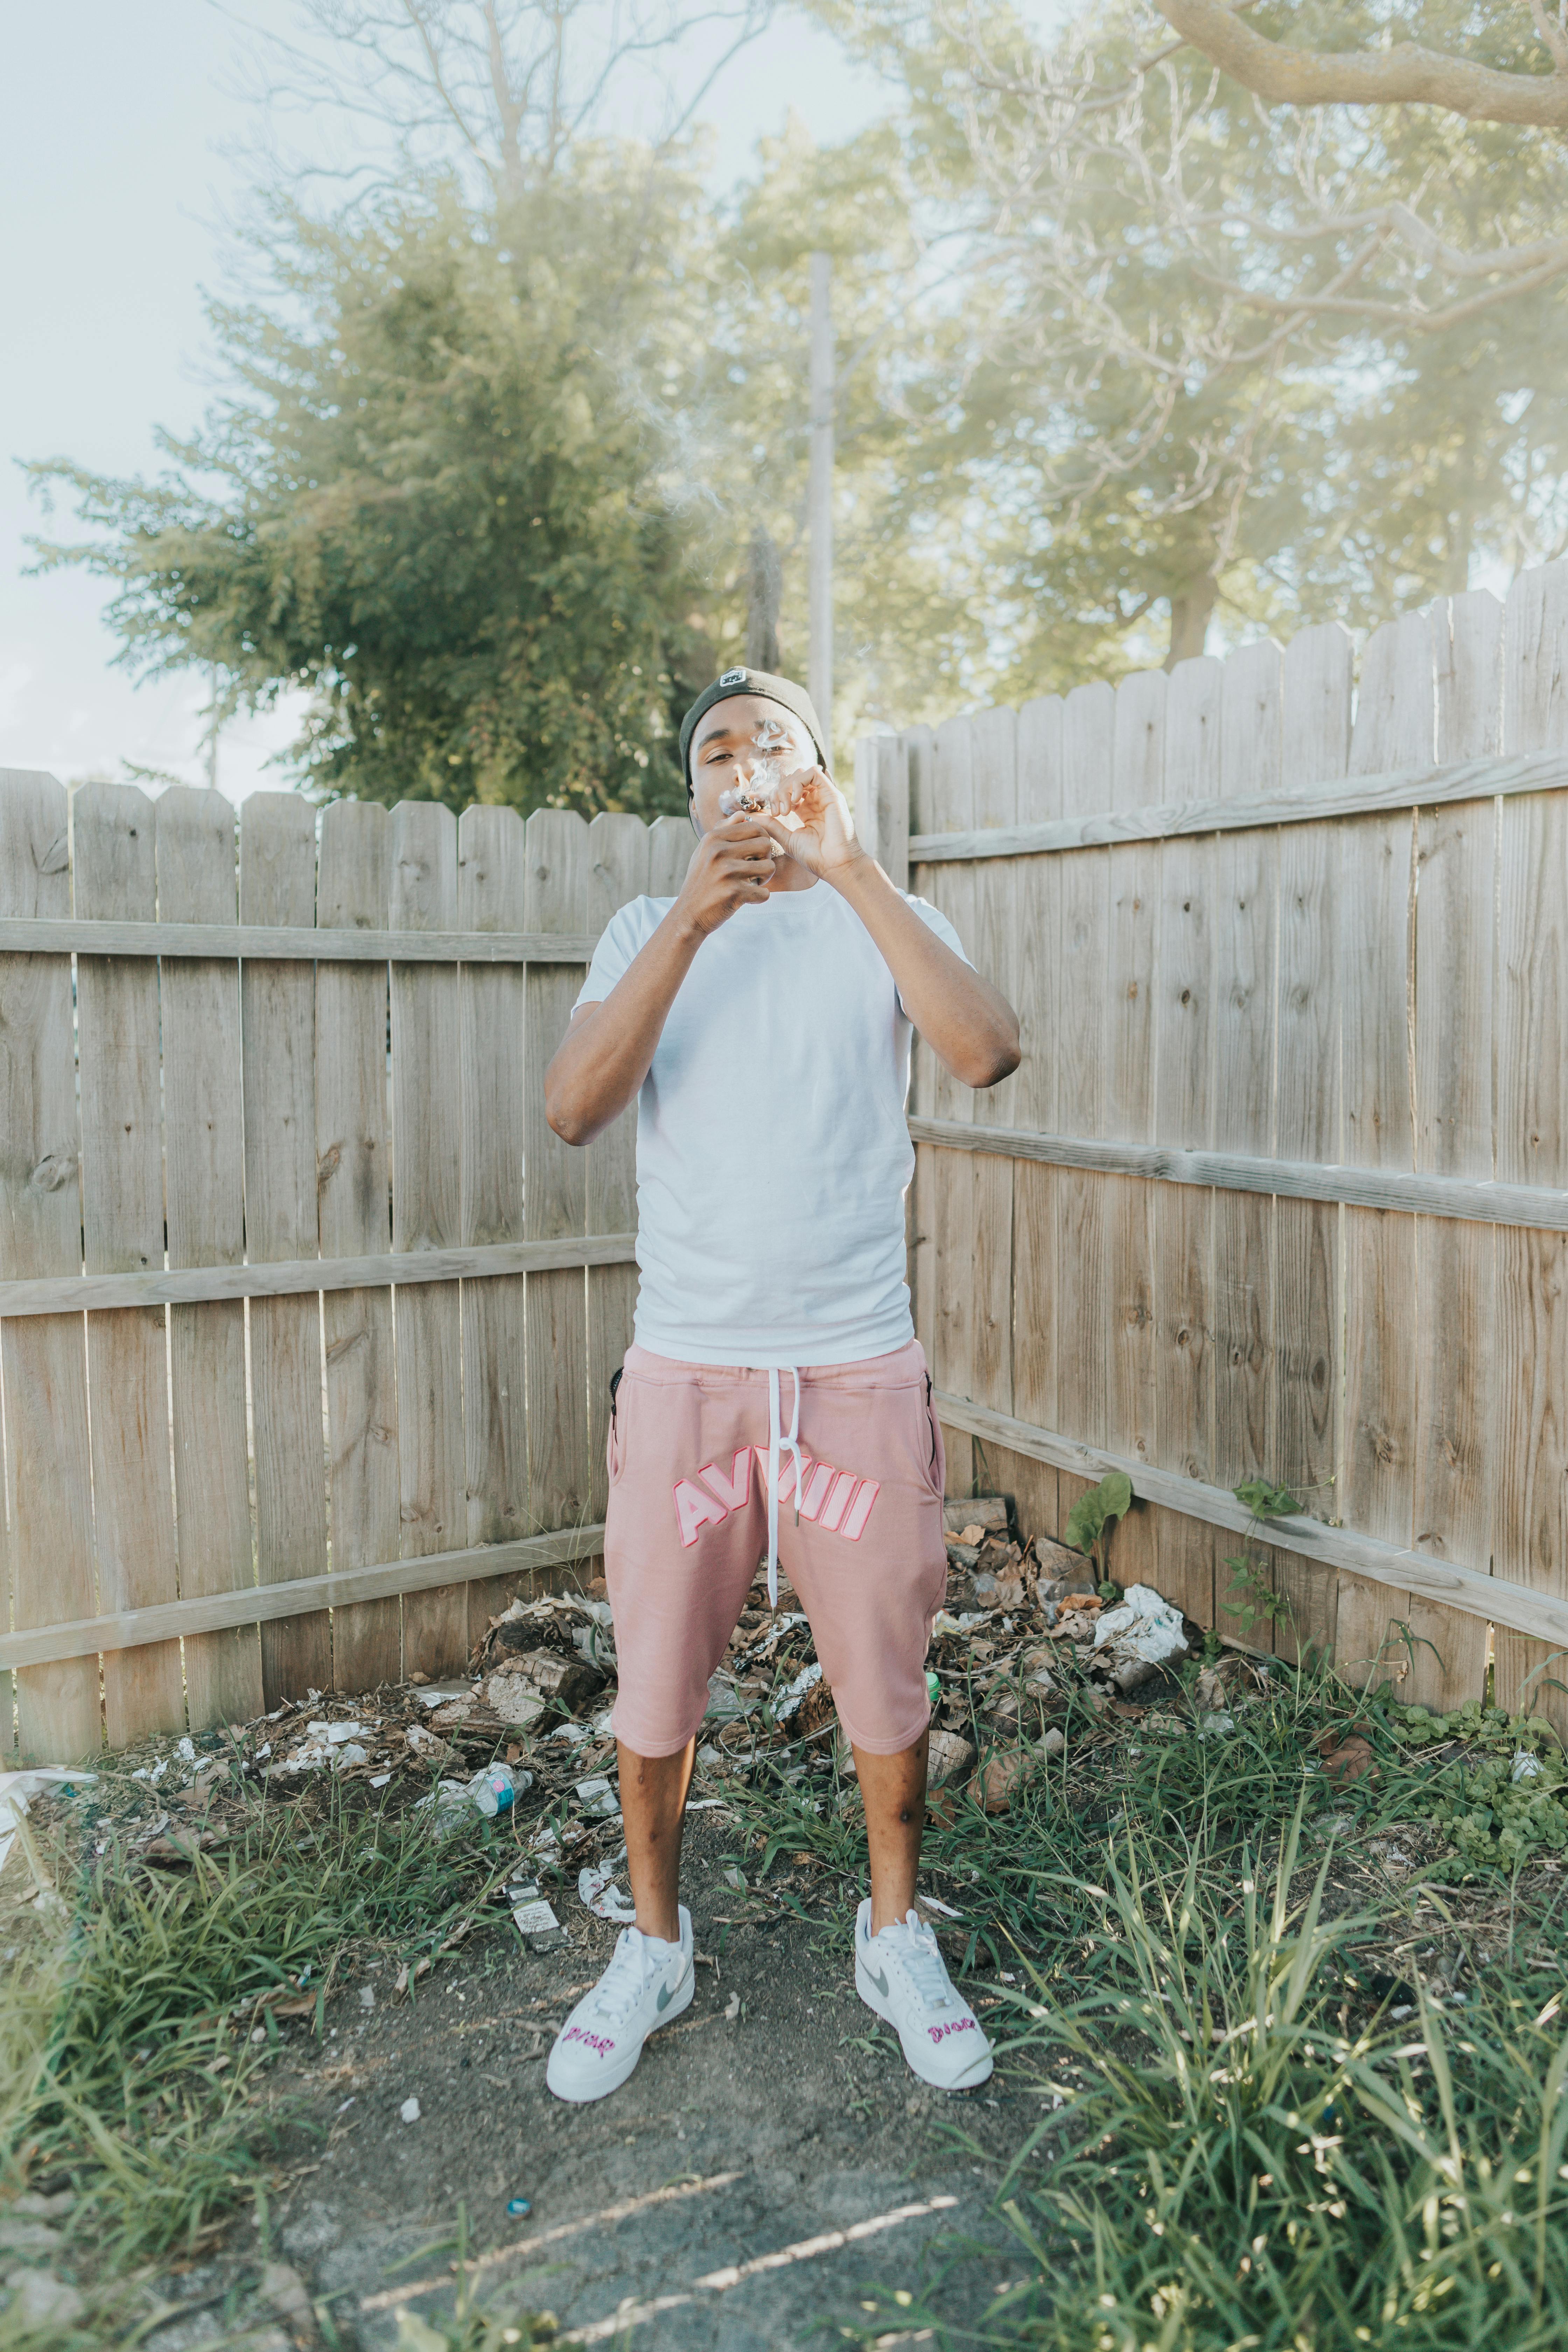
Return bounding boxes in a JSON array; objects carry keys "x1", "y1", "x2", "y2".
[{"x1": 807, "y1": 251, "x2": 834, "y2": 770}]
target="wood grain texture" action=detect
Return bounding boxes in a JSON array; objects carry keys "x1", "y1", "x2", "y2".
[
  {"x1": 928, "y1": 717, "x2": 979, "y2": 1491},
  {"x1": 856, "y1": 735, "x2": 911, "y2": 894},
  {"x1": 460, "y1": 804, "x2": 533, "y2": 1646},
  {"x1": 905, "y1": 746, "x2": 1568, "y2": 863},
  {"x1": 0, "y1": 919, "x2": 600, "y2": 961},
  {"x1": 1152, "y1": 654, "x2": 1221, "y2": 1624},
  {"x1": 1055, "y1": 682, "x2": 1115, "y2": 1541},
  {"x1": 156, "y1": 787, "x2": 261, "y2": 1728},
  {"x1": 1494, "y1": 561, "x2": 1568, "y2": 1732},
  {"x1": 1335, "y1": 617, "x2": 1429, "y2": 1688},
  {"x1": 524, "y1": 812, "x2": 592, "y2": 1533},
  {"x1": 1010, "y1": 695, "x2": 1066, "y2": 1540},
  {"x1": 0, "y1": 770, "x2": 99, "y2": 1761},
  {"x1": 390, "y1": 802, "x2": 468, "y2": 1679},
  {"x1": 1407, "y1": 593, "x2": 1502, "y2": 1708},
  {"x1": 1105, "y1": 668, "x2": 1165, "y2": 1590},
  {"x1": 74, "y1": 783, "x2": 184, "y2": 1746},
  {"x1": 3, "y1": 1524, "x2": 607, "y2": 1673},
  {"x1": 316, "y1": 800, "x2": 401, "y2": 1693},
  {"x1": 647, "y1": 815, "x2": 693, "y2": 902},
  {"x1": 1210, "y1": 643, "x2": 1280, "y2": 1645},
  {"x1": 1270, "y1": 623, "x2": 1350, "y2": 1666},
  {"x1": 584, "y1": 814, "x2": 649, "y2": 1540},
  {"x1": 241, "y1": 794, "x2": 331, "y2": 1704},
  {"x1": 933, "y1": 1391, "x2": 1568, "y2": 1653}
]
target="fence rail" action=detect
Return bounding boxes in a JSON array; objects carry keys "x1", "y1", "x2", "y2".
[
  {"x1": 899, "y1": 565, "x2": 1568, "y2": 1730},
  {"x1": 1, "y1": 775, "x2": 692, "y2": 1763}
]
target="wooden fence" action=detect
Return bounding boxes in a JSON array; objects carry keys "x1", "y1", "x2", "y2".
[
  {"x1": 858, "y1": 561, "x2": 1568, "y2": 1729},
  {"x1": 0, "y1": 780, "x2": 692, "y2": 1764},
  {"x1": 5, "y1": 564, "x2": 1568, "y2": 1762}
]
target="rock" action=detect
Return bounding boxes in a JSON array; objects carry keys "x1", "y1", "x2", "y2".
[
  {"x1": 927, "y1": 1729, "x2": 976, "y2": 1789},
  {"x1": 1035, "y1": 1536, "x2": 1094, "y2": 1588},
  {"x1": 484, "y1": 1670, "x2": 548, "y2": 1730},
  {"x1": 969, "y1": 1750, "x2": 1031, "y2": 1814},
  {"x1": 1040, "y1": 1726, "x2": 1066, "y2": 1759},
  {"x1": 0, "y1": 2218, "x2": 60, "y2": 2255},
  {"x1": 509, "y1": 1648, "x2": 603, "y2": 1710},
  {"x1": 261, "y1": 2259, "x2": 316, "y2": 2337},
  {"x1": 4, "y1": 2269, "x2": 84, "y2": 2328},
  {"x1": 11, "y1": 2192, "x2": 74, "y2": 2219},
  {"x1": 943, "y1": 1496, "x2": 1009, "y2": 1537}
]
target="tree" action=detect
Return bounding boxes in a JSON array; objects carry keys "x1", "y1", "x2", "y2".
[
  {"x1": 30, "y1": 174, "x2": 713, "y2": 817},
  {"x1": 823, "y1": 0, "x2": 1568, "y2": 669}
]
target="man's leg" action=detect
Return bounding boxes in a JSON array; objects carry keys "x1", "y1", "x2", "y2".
[
  {"x1": 854, "y1": 1728, "x2": 929, "y2": 1933},
  {"x1": 620, "y1": 1736, "x2": 696, "y2": 1943}
]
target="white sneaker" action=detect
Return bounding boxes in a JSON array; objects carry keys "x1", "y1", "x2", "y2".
[
  {"x1": 546, "y1": 1907, "x2": 694, "y2": 2103},
  {"x1": 855, "y1": 1900, "x2": 994, "y2": 2091}
]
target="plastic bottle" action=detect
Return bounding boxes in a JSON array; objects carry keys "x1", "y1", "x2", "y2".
[{"x1": 470, "y1": 1763, "x2": 530, "y2": 1817}]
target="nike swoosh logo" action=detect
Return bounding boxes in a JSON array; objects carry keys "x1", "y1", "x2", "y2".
[
  {"x1": 864, "y1": 1964, "x2": 889, "y2": 1998},
  {"x1": 656, "y1": 1979, "x2": 679, "y2": 2011}
]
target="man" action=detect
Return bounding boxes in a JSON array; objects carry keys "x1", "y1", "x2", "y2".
[{"x1": 542, "y1": 665, "x2": 1020, "y2": 2104}]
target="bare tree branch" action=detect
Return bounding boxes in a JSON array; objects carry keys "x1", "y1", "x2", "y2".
[{"x1": 1149, "y1": 0, "x2": 1568, "y2": 128}]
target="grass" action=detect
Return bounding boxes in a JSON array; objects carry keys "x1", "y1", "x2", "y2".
[
  {"x1": 723, "y1": 1651, "x2": 1568, "y2": 2351},
  {"x1": 0, "y1": 1771, "x2": 533, "y2": 2337}
]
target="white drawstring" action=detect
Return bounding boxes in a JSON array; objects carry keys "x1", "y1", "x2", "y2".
[{"x1": 764, "y1": 1365, "x2": 804, "y2": 1609}]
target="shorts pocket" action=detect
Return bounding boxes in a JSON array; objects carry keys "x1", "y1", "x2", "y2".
[
  {"x1": 917, "y1": 1377, "x2": 945, "y2": 1501},
  {"x1": 607, "y1": 1367, "x2": 629, "y2": 1486}
]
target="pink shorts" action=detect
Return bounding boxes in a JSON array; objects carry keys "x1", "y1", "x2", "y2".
[{"x1": 604, "y1": 1340, "x2": 948, "y2": 1757}]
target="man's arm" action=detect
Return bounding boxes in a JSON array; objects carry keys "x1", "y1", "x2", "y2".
[
  {"x1": 544, "y1": 814, "x2": 778, "y2": 1146},
  {"x1": 757, "y1": 768, "x2": 1021, "y2": 1091}
]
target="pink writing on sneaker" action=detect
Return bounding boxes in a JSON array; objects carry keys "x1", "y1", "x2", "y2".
[
  {"x1": 562, "y1": 2026, "x2": 614, "y2": 2056},
  {"x1": 927, "y1": 2017, "x2": 978, "y2": 2046}
]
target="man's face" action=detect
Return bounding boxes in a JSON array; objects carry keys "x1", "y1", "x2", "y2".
[{"x1": 688, "y1": 694, "x2": 817, "y2": 835}]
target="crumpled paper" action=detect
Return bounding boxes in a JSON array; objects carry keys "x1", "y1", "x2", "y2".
[
  {"x1": 1092, "y1": 1583, "x2": 1189, "y2": 1689},
  {"x1": 579, "y1": 1864, "x2": 638, "y2": 1923}
]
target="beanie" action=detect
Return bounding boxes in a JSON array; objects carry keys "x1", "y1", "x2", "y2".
[{"x1": 678, "y1": 667, "x2": 827, "y2": 789}]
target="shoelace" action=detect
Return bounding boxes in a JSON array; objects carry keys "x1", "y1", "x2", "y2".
[
  {"x1": 586, "y1": 1928, "x2": 663, "y2": 2028},
  {"x1": 879, "y1": 1910, "x2": 959, "y2": 2012},
  {"x1": 764, "y1": 1366, "x2": 805, "y2": 1610}
]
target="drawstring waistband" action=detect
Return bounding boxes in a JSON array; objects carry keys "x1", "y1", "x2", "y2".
[{"x1": 764, "y1": 1366, "x2": 805, "y2": 1609}]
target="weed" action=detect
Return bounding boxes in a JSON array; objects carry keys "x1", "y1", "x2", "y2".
[{"x1": 1061, "y1": 1474, "x2": 1133, "y2": 1592}]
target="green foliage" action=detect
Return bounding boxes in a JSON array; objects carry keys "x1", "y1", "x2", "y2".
[
  {"x1": 29, "y1": 175, "x2": 710, "y2": 819},
  {"x1": 1, "y1": 1781, "x2": 511, "y2": 2273},
  {"x1": 1062, "y1": 1472, "x2": 1133, "y2": 1582},
  {"x1": 1393, "y1": 1703, "x2": 1568, "y2": 1878},
  {"x1": 1234, "y1": 1479, "x2": 1301, "y2": 1523}
]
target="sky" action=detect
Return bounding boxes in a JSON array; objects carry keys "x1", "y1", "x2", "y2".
[{"x1": 0, "y1": 0, "x2": 899, "y2": 804}]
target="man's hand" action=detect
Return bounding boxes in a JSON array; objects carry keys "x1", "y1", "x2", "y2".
[
  {"x1": 674, "y1": 814, "x2": 778, "y2": 936},
  {"x1": 755, "y1": 764, "x2": 862, "y2": 878}
]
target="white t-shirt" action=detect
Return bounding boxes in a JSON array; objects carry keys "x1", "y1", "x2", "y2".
[{"x1": 575, "y1": 876, "x2": 970, "y2": 1367}]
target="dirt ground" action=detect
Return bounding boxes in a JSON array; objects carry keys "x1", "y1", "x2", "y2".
[{"x1": 143, "y1": 1813, "x2": 1024, "y2": 2352}]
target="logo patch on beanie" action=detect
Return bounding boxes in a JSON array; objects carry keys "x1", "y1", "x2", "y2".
[{"x1": 719, "y1": 667, "x2": 748, "y2": 686}]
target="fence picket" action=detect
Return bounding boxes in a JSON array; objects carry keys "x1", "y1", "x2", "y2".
[
  {"x1": 456, "y1": 806, "x2": 532, "y2": 1646},
  {"x1": 74, "y1": 783, "x2": 184, "y2": 1745},
  {"x1": 647, "y1": 814, "x2": 692, "y2": 901},
  {"x1": 525, "y1": 813, "x2": 592, "y2": 1533},
  {"x1": 1056, "y1": 682, "x2": 1116, "y2": 1543},
  {"x1": 1405, "y1": 594, "x2": 1502, "y2": 1709},
  {"x1": 390, "y1": 803, "x2": 468, "y2": 1678},
  {"x1": 1211, "y1": 643, "x2": 1281, "y2": 1645},
  {"x1": 156, "y1": 788, "x2": 261, "y2": 1728},
  {"x1": 927, "y1": 717, "x2": 980, "y2": 1492},
  {"x1": 585, "y1": 814, "x2": 651, "y2": 1536},
  {"x1": 0, "y1": 771, "x2": 99, "y2": 1763},
  {"x1": 1335, "y1": 617, "x2": 1429, "y2": 1687},
  {"x1": 1104, "y1": 670, "x2": 1165, "y2": 1590},
  {"x1": 1495, "y1": 560, "x2": 1568, "y2": 1736},
  {"x1": 1004, "y1": 696, "x2": 1066, "y2": 1540},
  {"x1": 905, "y1": 726, "x2": 939, "y2": 1375},
  {"x1": 240, "y1": 795, "x2": 331, "y2": 1704},
  {"x1": 1270, "y1": 623, "x2": 1351, "y2": 1666},
  {"x1": 1153, "y1": 655, "x2": 1221, "y2": 1625},
  {"x1": 317, "y1": 801, "x2": 402, "y2": 1693}
]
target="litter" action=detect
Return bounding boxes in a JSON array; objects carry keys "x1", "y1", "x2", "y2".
[
  {"x1": 414, "y1": 1683, "x2": 475, "y2": 1710},
  {"x1": 471, "y1": 1763, "x2": 531, "y2": 1818},
  {"x1": 399, "y1": 2097, "x2": 421, "y2": 2124},
  {"x1": 1513, "y1": 1749, "x2": 1544, "y2": 1783},
  {"x1": 508, "y1": 1878, "x2": 568, "y2": 1950},
  {"x1": 506, "y1": 2197, "x2": 533, "y2": 2219},
  {"x1": 0, "y1": 1769, "x2": 97, "y2": 1878},
  {"x1": 573, "y1": 1775, "x2": 622, "y2": 1819},
  {"x1": 579, "y1": 1866, "x2": 638, "y2": 1923},
  {"x1": 1092, "y1": 1583, "x2": 1189, "y2": 1692}
]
